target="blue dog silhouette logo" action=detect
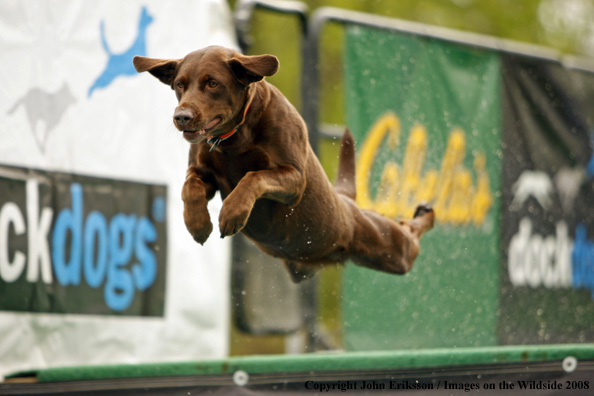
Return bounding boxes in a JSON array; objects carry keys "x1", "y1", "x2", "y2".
[{"x1": 88, "y1": 6, "x2": 153, "y2": 97}]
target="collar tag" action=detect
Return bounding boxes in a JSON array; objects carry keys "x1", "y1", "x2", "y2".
[{"x1": 207, "y1": 127, "x2": 238, "y2": 151}]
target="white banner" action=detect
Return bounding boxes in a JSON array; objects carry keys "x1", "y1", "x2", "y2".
[{"x1": 0, "y1": 0, "x2": 235, "y2": 378}]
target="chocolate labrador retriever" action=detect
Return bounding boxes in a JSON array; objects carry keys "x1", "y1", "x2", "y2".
[{"x1": 133, "y1": 46, "x2": 434, "y2": 282}]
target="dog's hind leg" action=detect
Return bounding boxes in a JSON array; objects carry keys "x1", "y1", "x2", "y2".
[
  {"x1": 402, "y1": 203, "x2": 435, "y2": 240},
  {"x1": 349, "y1": 203, "x2": 434, "y2": 275}
]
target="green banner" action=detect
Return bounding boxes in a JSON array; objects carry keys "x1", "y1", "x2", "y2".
[{"x1": 343, "y1": 26, "x2": 502, "y2": 350}]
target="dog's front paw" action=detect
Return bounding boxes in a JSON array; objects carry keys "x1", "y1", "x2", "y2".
[
  {"x1": 184, "y1": 203, "x2": 213, "y2": 245},
  {"x1": 182, "y1": 176, "x2": 213, "y2": 245},
  {"x1": 219, "y1": 200, "x2": 252, "y2": 238}
]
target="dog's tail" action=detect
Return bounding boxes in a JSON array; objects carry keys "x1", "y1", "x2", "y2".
[{"x1": 334, "y1": 128, "x2": 356, "y2": 200}]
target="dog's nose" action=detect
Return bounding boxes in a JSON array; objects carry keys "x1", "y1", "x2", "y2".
[{"x1": 174, "y1": 108, "x2": 194, "y2": 127}]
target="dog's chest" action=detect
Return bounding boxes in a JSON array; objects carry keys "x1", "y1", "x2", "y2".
[{"x1": 213, "y1": 146, "x2": 272, "y2": 195}]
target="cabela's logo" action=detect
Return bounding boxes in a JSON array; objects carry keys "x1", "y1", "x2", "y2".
[{"x1": 356, "y1": 112, "x2": 492, "y2": 226}]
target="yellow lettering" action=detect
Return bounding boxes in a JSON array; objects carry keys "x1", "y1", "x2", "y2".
[{"x1": 355, "y1": 112, "x2": 493, "y2": 226}]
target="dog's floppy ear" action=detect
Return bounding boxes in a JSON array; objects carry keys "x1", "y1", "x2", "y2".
[
  {"x1": 133, "y1": 56, "x2": 180, "y2": 87},
  {"x1": 228, "y1": 54, "x2": 279, "y2": 86}
]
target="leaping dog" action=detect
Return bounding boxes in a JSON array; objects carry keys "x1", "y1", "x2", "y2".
[{"x1": 133, "y1": 46, "x2": 434, "y2": 282}]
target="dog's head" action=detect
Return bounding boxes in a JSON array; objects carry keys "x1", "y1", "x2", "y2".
[{"x1": 133, "y1": 46, "x2": 279, "y2": 143}]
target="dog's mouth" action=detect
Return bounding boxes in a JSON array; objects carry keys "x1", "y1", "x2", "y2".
[{"x1": 182, "y1": 117, "x2": 222, "y2": 142}]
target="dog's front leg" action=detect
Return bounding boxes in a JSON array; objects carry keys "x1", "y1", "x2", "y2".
[
  {"x1": 219, "y1": 166, "x2": 305, "y2": 238},
  {"x1": 183, "y1": 166, "x2": 217, "y2": 245}
]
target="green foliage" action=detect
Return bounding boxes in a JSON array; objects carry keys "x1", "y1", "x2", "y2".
[
  {"x1": 230, "y1": 0, "x2": 593, "y2": 127},
  {"x1": 231, "y1": 0, "x2": 594, "y2": 56}
]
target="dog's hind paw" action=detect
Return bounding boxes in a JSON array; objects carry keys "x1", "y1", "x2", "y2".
[
  {"x1": 413, "y1": 202, "x2": 433, "y2": 218},
  {"x1": 411, "y1": 202, "x2": 435, "y2": 233}
]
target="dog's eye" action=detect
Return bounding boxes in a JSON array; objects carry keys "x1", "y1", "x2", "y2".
[
  {"x1": 207, "y1": 80, "x2": 218, "y2": 88},
  {"x1": 175, "y1": 81, "x2": 184, "y2": 90}
]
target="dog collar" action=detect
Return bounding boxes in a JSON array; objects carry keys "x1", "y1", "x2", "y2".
[
  {"x1": 207, "y1": 97, "x2": 252, "y2": 151},
  {"x1": 206, "y1": 123, "x2": 242, "y2": 150}
]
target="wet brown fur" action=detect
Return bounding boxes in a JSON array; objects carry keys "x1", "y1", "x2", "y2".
[{"x1": 134, "y1": 46, "x2": 434, "y2": 282}]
